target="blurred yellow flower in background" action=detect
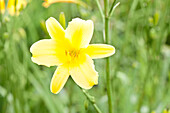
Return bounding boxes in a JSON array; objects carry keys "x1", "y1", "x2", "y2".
[
  {"x1": 43, "y1": 0, "x2": 87, "y2": 8},
  {"x1": 30, "y1": 17, "x2": 115, "y2": 94},
  {"x1": 163, "y1": 109, "x2": 170, "y2": 113},
  {"x1": 0, "y1": 0, "x2": 5, "y2": 14},
  {"x1": 7, "y1": 0, "x2": 27, "y2": 16}
]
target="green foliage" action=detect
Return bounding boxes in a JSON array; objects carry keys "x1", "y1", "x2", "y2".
[{"x1": 0, "y1": 0, "x2": 170, "y2": 113}]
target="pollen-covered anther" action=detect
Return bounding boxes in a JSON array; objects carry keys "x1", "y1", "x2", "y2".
[{"x1": 65, "y1": 50, "x2": 80, "y2": 58}]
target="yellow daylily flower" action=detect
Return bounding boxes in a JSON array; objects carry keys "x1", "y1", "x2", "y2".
[
  {"x1": 7, "y1": 0, "x2": 27, "y2": 16},
  {"x1": 0, "y1": 0, "x2": 5, "y2": 14},
  {"x1": 30, "y1": 17, "x2": 115, "y2": 94},
  {"x1": 43, "y1": 0, "x2": 87, "y2": 8}
]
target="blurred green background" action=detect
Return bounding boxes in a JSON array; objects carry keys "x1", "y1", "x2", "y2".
[{"x1": 0, "y1": 0, "x2": 170, "y2": 113}]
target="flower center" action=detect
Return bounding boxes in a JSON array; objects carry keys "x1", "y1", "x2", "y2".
[{"x1": 65, "y1": 50, "x2": 80, "y2": 59}]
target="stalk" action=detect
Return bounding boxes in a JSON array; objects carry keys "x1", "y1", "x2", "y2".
[
  {"x1": 104, "y1": 0, "x2": 113, "y2": 113},
  {"x1": 94, "y1": 0, "x2": 104, "y2": 18},
  {"x1": 81, "y1": 88, "x2": 102, "y2": 113},
  {"x1": 105, "y1": 15, "x2": 113, "y2": 113},
  {"x1": 95, "y1": 0, "x2": 119, "y2": 112}
]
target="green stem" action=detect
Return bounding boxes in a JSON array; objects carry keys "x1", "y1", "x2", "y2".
[
  {"x1": 95, "y1": 0, "x2": 119, "y2": 112},
  {"x1": 108, "y1": 0, "x2": 116, "y2": 16},
  {"x1": 105, "y1": 17, "x2": 113, "y2": 113},
  {"x1": 104, "y1": 0, "x2": 109, "y2": 16},
  {"x1": 108, "y1": 2, "x2": 120, "y2": 17},
  {"x1": 81, "y1": 88, "x2": 102, "y2": 113},
  {"x1": 104, "y1": 0, "x2": 113, "y2": 113},
  {"x1": 94, "y1": 0, "x2": 104, "y2": 18}
]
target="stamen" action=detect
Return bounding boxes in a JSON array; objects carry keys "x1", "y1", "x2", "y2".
[{"x1": 65, "y1": 50, "x2": 80, "y2": 58}]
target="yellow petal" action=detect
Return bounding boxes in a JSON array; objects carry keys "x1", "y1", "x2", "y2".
[
  {"x1": 85, "y1": 44, "x2": 115, "y2": 59},
  {"x1": 17, "y1": 0, "x2": 27, "y2": 8},
  {"x1": 0, "y1": 0, "x2": 5, "y2": 14},
  {"x1": 46, "y1": 17, "x2": 65, "y2": 43},
  {"x1": 30, "y1": 39, "x2": 66, "y2": 67},
  {"x1": 16, "y1": 0, "x2": 27, "y2": 12},
  {"x1": 65, "y1": 18, "x2": 94, "y2": 49},
  {"x1": 42, "y1": 0, "x2": 87, "y2": 8},
  {"x1": 69, "y1": 54, "x2": 98, "y2": 89},
  {"x1": 163, "y1": 109, "x2": 170, "y2": 113},
  {"x1": 50, "y1": 64, "x2": 69, "y2": 94},
  {"x1": 7, "y1": 0, "x2": 27, "y2": 16},
  {"x1": 7, "y1": 0, "x2": 15, "y2": 16}
]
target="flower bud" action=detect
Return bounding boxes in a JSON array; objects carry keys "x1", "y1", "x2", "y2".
[
  {"x1": 154, "y1": 11, "x2": 159, "y2": 26},
  {"x1": 4, "y1": 16, "x2": 10, "y2": 23},
  {"x1": 3, "y1": 32, "x2": 9, "y2": 39},
  {"x1": 59, "y1": 12, "x2": 66, "y2": 29},
  {"x1": 149, "y1": 28, "x2": 156, "y2": 39},
  {"x1": 18, "y1": 28, "x2": 26, "y2": 39},
  {"x1": 84, "y1": 99, "x2": 89, "y2": 110},
  {"x1": 148, "y1": 17, "x2": 153, "y2": 26},
  {"x1": 40, "y1": 20, "x2": 48, "y2": 35}
]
